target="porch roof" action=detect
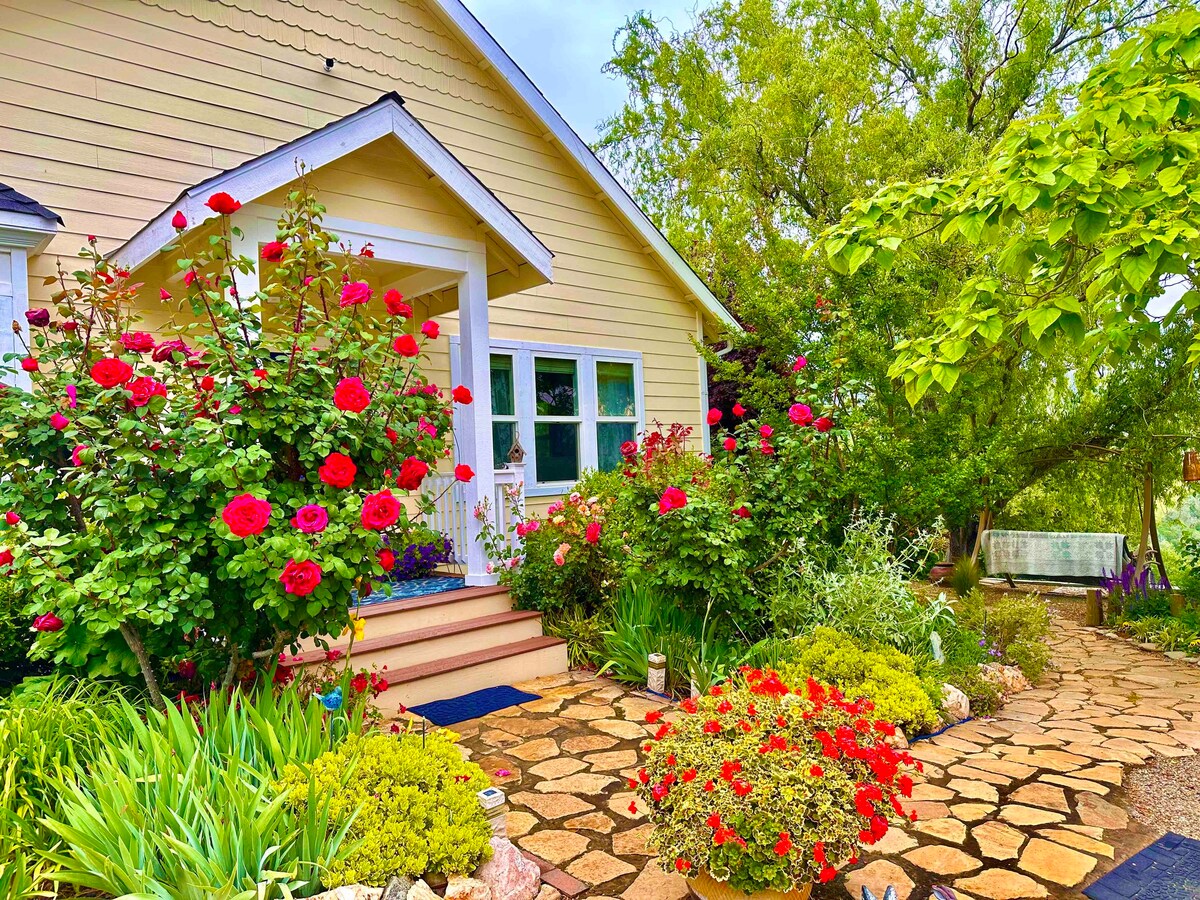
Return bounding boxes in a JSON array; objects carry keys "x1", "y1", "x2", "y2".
[{"x1": 111, "y1": 94, "x2": 553, "y2": 286}]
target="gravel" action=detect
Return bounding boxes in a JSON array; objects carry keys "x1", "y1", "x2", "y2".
[{"x1": 1125, "y1": 754, "x2": 1200, "y2": 839}]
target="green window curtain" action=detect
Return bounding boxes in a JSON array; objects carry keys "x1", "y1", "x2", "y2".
[
  {"x1": 597, "y1": 421, "x2": 636, "y2": 472},
  {"x1": 597, "y1": 361, "x2": 636, "y2": 417},
  {"x1": 492, "y1": 421, "x2": 516, "y2": 469},
  {"x1": 490, "y1": 354, "x2": 514, "y2": 416}
]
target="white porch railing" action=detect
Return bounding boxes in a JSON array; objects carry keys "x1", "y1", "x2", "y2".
[{"x1": 424, "y1": 463, "x2": 526, "y2": 566}]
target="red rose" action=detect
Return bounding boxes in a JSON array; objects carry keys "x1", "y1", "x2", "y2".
[
  {"x1": 125, "y1": 376, "x2": 167, "y2": 407},
  {"x1": 25, "y1": 309, "x2": 50, "y2": 328},
  {"x1": 318, "y1": 452, "x2": 357, "y2": 489},
  {"x1": 385, "y1": 427, "x2": 399, "y2": 444},
  {"x1": 733, "y1": 403, "x2": 746, "y2": 416},
  {"x1": 340, "y1": 281, "x2": 372, "y2": 307},
  {"x1": 33, "y1": 612, "x2": 63, "y2": 632},
  {"x1": 0, "y1": 549, "x2": 13, "y2": 568},
  {"x1": 5, "y1": 512, "x2": 19, "y2": 525},
  {"x1": 620, "y1": 440, "x2": 638, "y2": 458},
  {"x1": 421, "y1": 321, "x2": 440, "y2": 339},
  {"x1": 706, "y1": 408, "x2": 722, "y2": 426},
  {"x1": 333, "y1": 377, "x2": 371, "y2": 413},
  {"x1": 657, "y1": 486, "x2": 688, "y2": 515},
  {"x1": 395, "y1": 456, "x2": 429, "y2": 491},
  {"x1": 722, "y1": 436, "x2": 736, "y2": 452},
  {"x1": 205, "y1": 192, "x2": 241, "y2": 215},
  {"x1": 394, "y1": 334, "x2": 419, "y2": 357},
  {"x1": 454, "y1": 464, "x2": 475, "y2": 483},
  {"x1": 291, "y1": 504, "x2": 328, "y2": 533},
  {"x1": 586, "y1": 521, "x2": 601, "y2": 544},
  {"x1": 788, "y1": 403, "x2": 813, "y2": 426},
  {"x1": 160, "y1": 288, "x2": 172, "y2": 301},
  {"x1": 378, "y1": 548, "x2": 396, "y2": 572},
  {"x1": 260, "y1": 241, "x2": 288, "y2": 262},
  {"x1": 61, "y1": 321, "x2": 78, "y2": 333},
  {"x1": 152, "y1": 340, "x2": 192, "y2": 363},
  {"x1": 814, "y1": 416, "x2": 834, "y2": 433},
  {"x1": 222, "y1": 493, "x2": 272, "y2": 537},
  {"x1": 171, "y1": 210, "x2": 187, "y2": 229},
  {"x1": 90, "y1": 357, "x2": 133, "y2": 388},
  {"x1": 279, "y1": 559, "x2": 321, "y2": 596},
  {"x1": 732, "y1": 505, "x2": 751, "y2": 519},
  {"x1": 20, "y1": 358, "x2": 37, "y2": 373},
  {"x1": 120, "y1": 332, "x2": 156, "y2": 353},
  {"x1": 383, "y1": 289, "x2": 412, "y2": 317},
  {"x1": 361, "y1": 489, "x2": 401, "y2": 530},
  {"x1": 451, "y1": 385, "x2": 473, "y2": 405},
  {"x1": 49, "y1": 413, "x2": 69, "y2": 431}
]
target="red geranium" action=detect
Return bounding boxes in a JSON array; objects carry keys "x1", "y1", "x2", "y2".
[
  {"x1": 394, "y1": 334, "x2": 420, "y2": 357},
  {"x1": 318, "y1": 452, "x2": 357, "y2": 489},
  {"x1": 361, "y1": 489, "x2": 401, "y2": 530},
  {"x1": 451, "y1": 385, "x2": 473, "y2": 405},
  {"x1": 278, "y1": 559, "x2": 322, "y2": 596},
  {"x1": 90, "y1": 357, "x2": 133, "y2": 388},
  {"x1": 221, "y1": 493, "x2": 272, "y2": 538},
  {"x1": 333, "y1": 377, "x2": 371, "y2": 413},
  {"x1": 205, "y1": 192, "x2": 241, "y2": 215},
  {"x1": 395, "y1": 456, "x2": 429, "y2": 491}
]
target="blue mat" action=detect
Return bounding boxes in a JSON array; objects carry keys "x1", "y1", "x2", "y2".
[
  {"x1": 410, "y1": 685, "x2": 540, "y2": 726},
  {"x1": 358, "y1": 575, "x2": 466, "y2": 606},
  {"x1": 1084, "y1": 833, "x2": 1200, "y2": 899}
]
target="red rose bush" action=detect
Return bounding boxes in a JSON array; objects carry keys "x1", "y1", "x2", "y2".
[
  {"x1": 636, "y1": 668, "x2": 919, "y2": 894},
  {"x1": 0, "y1": 185, "x2": 461, "y2": 709}
]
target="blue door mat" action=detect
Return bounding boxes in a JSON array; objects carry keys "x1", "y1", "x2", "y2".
[
  {"x1": 1084, "y1": 833, "x2": 1200, "y2": 899},
  {"x1": 410, "y1": 685, "x2": 541, "y2": 726},
  {"x1": 359, "y1": 575, "x2": 466, "y2": 606}
]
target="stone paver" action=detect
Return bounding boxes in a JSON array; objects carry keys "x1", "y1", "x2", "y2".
[{"x1": 440, "y1": 616, "x2": 1199, "y2": 899}]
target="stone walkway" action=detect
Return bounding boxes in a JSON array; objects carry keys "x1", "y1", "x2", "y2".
[{"x1": 444, "y1": 619, "x2": 1200, "y2": 899}]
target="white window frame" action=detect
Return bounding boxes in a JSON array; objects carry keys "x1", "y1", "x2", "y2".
[{"x1": 451, "y1": 337, "x2": 645, "y2": 496}]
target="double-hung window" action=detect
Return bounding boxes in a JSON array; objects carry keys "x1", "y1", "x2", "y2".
[{"x1": 453, "y1": 338, "x2": 644, "y2": 495}]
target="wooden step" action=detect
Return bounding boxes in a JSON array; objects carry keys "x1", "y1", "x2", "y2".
[
  {"x1": 379, "y1": 635, "x2": 569, "y2": 710},
  {"x1": 299, "y1": 610, "x2": 546, "y2": 670}
]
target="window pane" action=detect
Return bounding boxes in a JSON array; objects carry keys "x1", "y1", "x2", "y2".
[
  {"x1": 534, "y1": 422, "x2": 579, "y2": 483},
  {"x1": 535, "y1": 357, "x2": 577, "y2": 417},
  {"x1": 492, "y1": 421, "x2": 516, "y2": 469},
  {"x1": 490, "y1": 354, "x2": 514, "y2": 417},
  {"x1": 597, "y1": 422, "x2": 636, "y2": 472},
  {"x1": 597, "y1": 361, "x2": 636, "y2": 417}
]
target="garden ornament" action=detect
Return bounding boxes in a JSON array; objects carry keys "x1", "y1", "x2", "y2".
[{"x1": 315, "y1": 686, "x2": 343, "y2": 711}]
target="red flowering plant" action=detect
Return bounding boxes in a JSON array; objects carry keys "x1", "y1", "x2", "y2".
[
  {"x1": 0, "y1": 183, "x2": 466, "y2": 709},
  {"x1": 635, "y1": 668, "x2": 919, "y2": 893}
]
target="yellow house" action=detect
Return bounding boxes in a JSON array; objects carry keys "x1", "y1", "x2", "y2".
[{"x1": 0, "y1": 0, "x2": 736, "y2": 697}]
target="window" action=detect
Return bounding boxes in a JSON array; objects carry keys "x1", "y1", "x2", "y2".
[{"x1": 453, "y1": 339, "x2": 645, "y2": 494}]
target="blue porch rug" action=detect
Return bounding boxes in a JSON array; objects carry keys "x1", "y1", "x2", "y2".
[
  {"x1": 1084, "y1": 833, "x2": 1200, "y2": 899},
  {"x1": 358, "y1": 575, "x2": 467, "y2": 606},
  {"x1": 410, "y1": 685, "x2": 540, "y2": 726}
]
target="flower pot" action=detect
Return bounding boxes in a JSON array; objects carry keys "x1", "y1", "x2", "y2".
[
  {"x1": 688, "y1": 869, "x2": 812, "y2": 900},
  {"x1": 927, "y1": 563, "x2": 953, "y2": 584}
]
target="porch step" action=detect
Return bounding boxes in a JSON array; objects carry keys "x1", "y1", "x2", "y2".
[
  {"x1": 356, "y1": 585, "x2": 514, "y2": 633},
  {"x1": 381, "y1": 635, "x2": 569, "y2": 710}
]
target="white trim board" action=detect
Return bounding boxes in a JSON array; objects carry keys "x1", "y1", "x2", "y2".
[
  {"x1": 450, "y1": 336, "x2": 646, "y2": 497},
  {"x1": 111, "y1": 95, "x2": 552, "y2": 285},
  {"x1": 426, "y1": 0, "x2": 740, "y2": 333}
]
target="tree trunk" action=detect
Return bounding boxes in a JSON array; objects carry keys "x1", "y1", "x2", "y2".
[
  {"x1": 1149, "y1": 490, "x2": 1169, "y2": 586},
  {"x1": 119, "y1": 621, "x2": 166, "y2": 712},
  {"x1": 971, "y1": 508, "x2": 992, "y2": 564}
]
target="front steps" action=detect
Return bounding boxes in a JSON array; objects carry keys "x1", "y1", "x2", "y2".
[{"x1": 295, "y1": 585, "x2": 568, "y2": 709}]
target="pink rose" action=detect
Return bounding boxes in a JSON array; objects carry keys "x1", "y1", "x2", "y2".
[
  {"x1": 292, "y1": 504, "x2": 329, "y2": 533},
  {"x1": 339, "y1": 281, "x2": 373, "y2": 307},
  {"x1": 760, "y1": 424, "x2": 774, "y2": 438},
  {"x1": 586, "y1": 521, "x2": 602, "y2": 544},
  {"x1": 792, "y1": 356, "x2": 807, "y2": 372},
  {"x1": 49, "y1": 413, "x2": 69, "y2": 431},
  {"x1": 788, "y1": 404, "x2": 814, "y2": 426}
]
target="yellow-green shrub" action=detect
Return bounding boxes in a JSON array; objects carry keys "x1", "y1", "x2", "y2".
[
  {"x1": 277, "y1": 730, "x2": 492, "y2": 887},
  {"x1": 779, "y1": 627, "x2": 941, "y2": 734}
]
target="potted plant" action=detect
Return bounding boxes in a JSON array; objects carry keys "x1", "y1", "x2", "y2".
[{"x1": 635, "y1": 668, "x2": 920, "y2": 899}]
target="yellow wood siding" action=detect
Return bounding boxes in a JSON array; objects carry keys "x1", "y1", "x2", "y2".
[{"x1": 0, "y1": 0, "x2": 707, "y2": 457}]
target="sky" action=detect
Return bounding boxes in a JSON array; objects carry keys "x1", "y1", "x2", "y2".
[{"x1": 464, "y1": 0, "x2": 699, "y2": 142}]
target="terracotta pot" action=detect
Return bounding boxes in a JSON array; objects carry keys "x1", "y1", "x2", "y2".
[
  {"x1": 927, "y1": 563, "x2": 953, "y2": 584},
  {"x1": 688, "y1": 869, "x2": 812, "y2": 900}
]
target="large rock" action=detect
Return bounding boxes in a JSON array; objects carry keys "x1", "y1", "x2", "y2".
[
  {"x1": 942, "y1": 683, "x2": 971, "y2": 723},
  {"x1": 407, "y1": 882, "x2": 438, "y2": 900},
  {"x1": 980, "y1": 663, "x2": 1031, "y2": 694},
  {"x1": 474, "y1": 837, "x2": 541, "y2": 900},
  {"x1": 445, "y1": 876, "x2": 492, "y2": 900},
  {"x1": 382, "y1": 877, "x2": 414, "y2": 900},
  {"x1": 310, "y1": 888, "x2": 382, "y2": 900}
]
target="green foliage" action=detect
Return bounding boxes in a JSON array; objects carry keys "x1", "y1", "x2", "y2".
[
  {"x1": 638, "y1": 669, "x2": 917, "y2": 893},
  {"x1": 771, "y1": 514, "x2": 954, "y2": 661},
  {"x1": 0, "y1": 578, "x2": 37, "y2": 685},
  {"x1": 40, "y1": 687, "x2": 358, "y2": 899},
  {"x1": 955, "y1": 590, "x2": 1052, "y2": 680},
  {"x1": 779, "y1": 627, "x2": 941, "y2": 734},
  {"x1": 948, "y1": 556, "x2": 982, "y2": 597},
  {"x1": 0, "y1": 187, "x2": 454, "y2": 706},
  {"x1": 278, "y1": 730, "x2": 492, "y2": 887},
  {"x1": 541, "y1": 603, "x2": 611, "y2": 670},
  {"x1": 823, "y1": 8, "x2": 1200, "y2": 398}
]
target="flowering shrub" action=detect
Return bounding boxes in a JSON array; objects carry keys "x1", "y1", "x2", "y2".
[
  {"x1": 0, "y1": 185, "x2": 469, "y2": 708},
  {"x1": 278, "y1": 729, "x2": 493, "y2": 886},
  {"x1": 635, "y1": 668, "x2": 919, "y2": 893}
]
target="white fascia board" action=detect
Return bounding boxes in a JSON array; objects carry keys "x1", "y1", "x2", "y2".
[
  {"x1": 0, "y1": 211, "x2": 58, "y2": 255},
  {"x1": 427, "y1": 0, "x2": 740, "y2": 332}
]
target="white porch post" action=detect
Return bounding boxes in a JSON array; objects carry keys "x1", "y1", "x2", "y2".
[{"x1": 457, "y1": 251, "x2": 497, "y2": 586}]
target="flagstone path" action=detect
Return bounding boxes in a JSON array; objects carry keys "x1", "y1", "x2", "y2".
[{"x1": 443, "y1": 619, "x2": 1200, "y2": 899}]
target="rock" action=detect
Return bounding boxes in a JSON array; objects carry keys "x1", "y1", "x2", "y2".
[
  {"x1": 565, "y1": 850, "x2": 636, "y2": 886},
  {"x1": 311, "y1": 888, "x2": 382, "y2": 900},
  {"x1": 445, "y1": 876, "x2": 493, "y2": 899},
  {"x1": 407, "y1": 883, "x2": 438, "y2": 900},
  {"x1": 518, "y1": 830, "x2": 591, "y2": 866},
  {"x1": 942, "y1": 684, "x2": 971, "y2": 722},
  {"x1": 474, "y1": 837, "x2": 541, "y2": 900},
  {"x1": 955, "y1": 869, "x2": 1048, "y2": 899},
  {"x1": 1076, "y1": 792, "x2": 1129, "y2": 829},
  {"x1": 980, "y1": 664, "x2": 1032, "y2": 694},
  {"x1": 844, "y1": 860, "x2": 916, "y2": 900},
  {"x1": 534, "y1": 888, "x2": 561, "y2": 900},
  {"x1": 382, "y1": 877, "x2": 415, "y2": 900},
  {"x1": 1017, "y1": 839, "x2": 1096, "y2": 888}
]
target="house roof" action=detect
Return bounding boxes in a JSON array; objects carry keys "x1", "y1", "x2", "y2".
[
  {"x1": 0, "y1": 183, "x2": 62, "y2": 225},
  {"x1": 114, "y1": 94, "x2": 554, "y2": 284},
  {"x1": 426, "y1": 0, "x2": 739, "y2": 331}
]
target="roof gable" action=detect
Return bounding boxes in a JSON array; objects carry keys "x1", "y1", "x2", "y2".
[{"x1": 115, "y1": 94, "x2": 553, "y2": 282}]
